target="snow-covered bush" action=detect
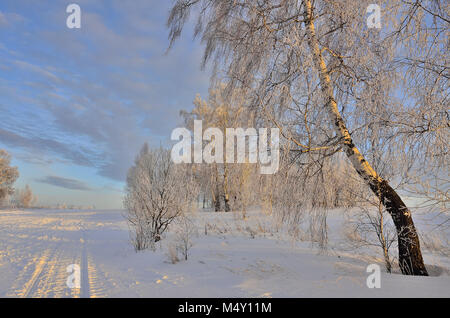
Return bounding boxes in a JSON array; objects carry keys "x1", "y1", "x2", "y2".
[
  {"x1": 174, "y1": 216, "x2": 197, "y2": 261},
  {"x1": 167, "y1": 243, "x2": 180, "y2": 264},
  {"x1": 124, "y1": 144, "x2": 197, "y2": 251}
]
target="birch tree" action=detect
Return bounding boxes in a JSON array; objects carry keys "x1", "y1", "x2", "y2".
[
  {"x1": 181, "y1": 84, "x2": 257, "y2": 212},
  {"x1": 167, "y1": 0, "x2": 449, "y2": 275},
  {"x1": 15, "y1": 184, "x2": 37, "y2": 208},
  {"x1": 0, "y1": 150, "x2": 19, "y2": 205}
]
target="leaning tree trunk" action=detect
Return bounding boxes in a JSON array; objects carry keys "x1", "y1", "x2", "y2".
[{"x1": 303, "y1": 0, "x2": 427, "y2": 275}]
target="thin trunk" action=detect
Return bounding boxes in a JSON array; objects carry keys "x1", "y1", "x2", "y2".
[
  {"x1": 303, "y1": 0, "x2": 427, "y2": 275},
  {"x1": 379, "y1": 199, "x2": 392, "y2": 273},
  {"x1": 211, "y1": 164, "x2": 221, "y2": 212},
  {"x1": 223, "y1": 164, "x2": 231, "y2": 212}
]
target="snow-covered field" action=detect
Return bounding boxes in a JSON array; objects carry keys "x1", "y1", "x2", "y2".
[{"x1": 0, "y1": 208, "x2": 448, "y2": 298}]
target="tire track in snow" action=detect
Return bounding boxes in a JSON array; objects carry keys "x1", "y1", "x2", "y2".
[
  {"x1": 86, "y1": 254, "x2": 109, "y2": 297},
  {"x1": 80, "y1": 229, "x2": 90, "y2": 298},
  {"x1": 68, "y1": 245, "x2": 82, "y2": 298},
  {"x1": 81, "y1": 227, "x2": 110, "y2": 298},
  {"x1": 7, "y1": 236, "x2": 83, "y2": 297},
  {"x1": 10, "y1": 246, "x2": 62, "y2": 298},
  {"x1": 39, "y1": 227, "x2": 84, "y2": 298},
  {"x1": 32, "y1": 246, "x2": 65, "y2": 297},
  {"x1": 5, "y1": 216, "x2": 115, "y2": 298},
  {"x1": 20, "y1": 243, "x2": 67, "y2": 298},
  {"x1": 39, "y1": 243, "x2": 82, "y2": 298},
  {"x1": 6, "y1": 249, "x2": 52, "y2": 297}
]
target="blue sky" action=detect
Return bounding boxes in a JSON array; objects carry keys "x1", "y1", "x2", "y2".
[{"x1": 0, "y1": 1, "x2": 210, "y2": 209}]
